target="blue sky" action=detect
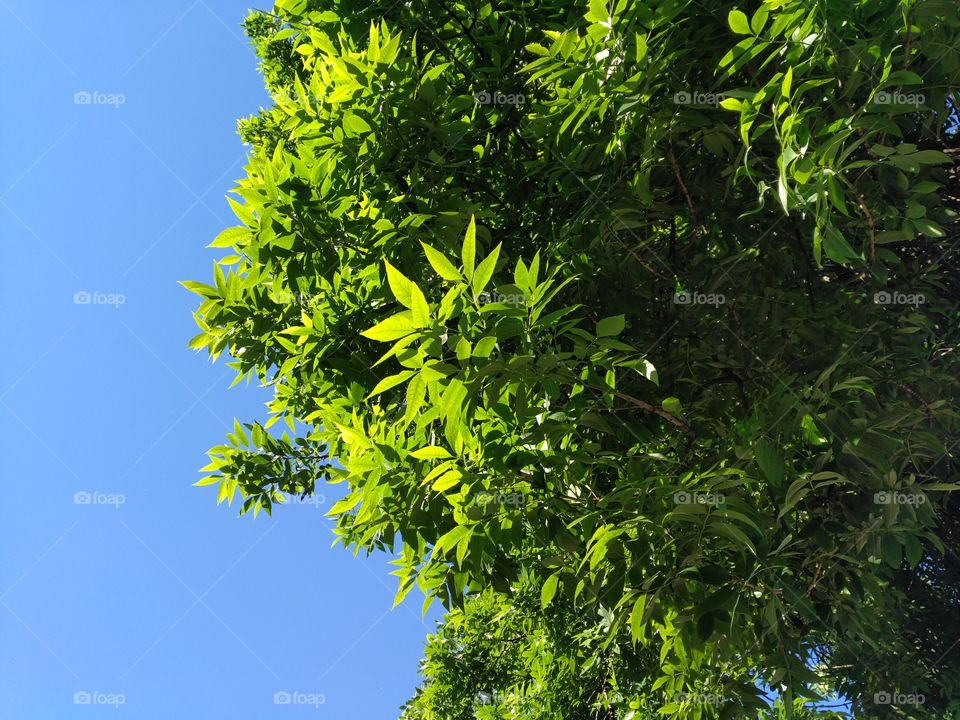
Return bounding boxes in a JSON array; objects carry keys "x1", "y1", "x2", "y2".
[{"x1": 0, "y1": 2, "x2": 441, "y2": 717}]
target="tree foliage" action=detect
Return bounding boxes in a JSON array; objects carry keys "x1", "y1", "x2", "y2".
[{"x1": 187, "y1": 0, "x2": 960, "y2": 717}]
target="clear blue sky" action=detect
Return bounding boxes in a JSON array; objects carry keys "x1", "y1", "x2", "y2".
[{"x1": 0, "y1": 2, "x2": 441, "y2": 717}]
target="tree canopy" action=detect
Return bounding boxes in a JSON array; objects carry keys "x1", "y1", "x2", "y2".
[{"x1": 186, "y1": 0, "x2": 960, "y2": 717}]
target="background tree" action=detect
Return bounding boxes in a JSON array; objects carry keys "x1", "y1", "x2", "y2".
[{"x1": 186, "y1": 0, "x2": 960, "y2": 717}]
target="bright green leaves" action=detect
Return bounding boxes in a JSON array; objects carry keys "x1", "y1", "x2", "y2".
[
  {"x1": 661, "y1": 396, "x2": 683, "y2": 417},
  {"x1": 361, "y1": 311, "x2": 417, "y2": 341},
  {"x1": 750, "y1": 5, "x2": 769, "y2": 34},
  {"x1": 540, "y1": 573, "x2": 560, "y2": 609},
  {"x1": 628, "y1": 593, "x2": 649, "y2": 643},
  {"x1": 383, "y1": 261, "x2": 431, "y2": 326},
  {"x1": 208, "y1": 226, "x2": 249, "y2": 249},
  {"x1": 363, "y1": 260, "x2": 435, "y2": 342},
  {"x1": 342, "y1": 111, "x2": 372, "y2": 137},
  {"x1": 409, "y1": 445, "x2": 453, "y2": 460},
  {"x1": 472, "y1": 242, "x2": 501, "y2": 299},
  {"x1": 420, "y1": 242, "x2": 462, "y2": 281},
  {"x1": 366, "y1": 369, "x2": 417, "y2": 398},
  {"x1": 727, "y1": 9, "x2": 751, "y2": 35},
  {"x1": 461, "y1": 215, "x2": 477, "y2": 280},
  {"x1": 433, "y1": 524, "x2": 471, "y2": 561},
  {"x1": 384, "y1": 260, "x2": 415, "y2": 308},
  {"x1": 192, "y1": 3, "x2": 960, "y2": 716},
  {"x1": 780, "y1": 65, "x2": 793, "y2": 100}
]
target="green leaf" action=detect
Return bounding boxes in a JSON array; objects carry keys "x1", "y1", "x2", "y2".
[
  {"x1": 904, "y1": 535, "x2": 923, "y2": 568},
  {"x1": 421, "y1": 242, "x2": 462, "y2": 281},
  {"x1": 366, "y1": 369, "x2": 416, "y2": 398},
  {"x1": 410, "y1": 283, "x2": 431, "y2": 327},
  {"x1": 361, "y1": 312, "x2": 416, "y2": 342},
  {"x1": 661, "y1": 397, "x2": 683, "y2": 417},
  {"x1": 923, "y1": 483, "x2": 960, "y2": 491},
  {"x1": 208, "y1": 226, "x2": 248, "y2": 249},
  {"x1": 455, "y1": 336, "x2": 472, "y2": 361},
  {"x1": 596, "y1": 315, "x2": 625, "y2": 337},
  {"x1": 727, "y1": 9, "x2": 751, "y2": 35},
  {"x1": 781, "y1": 66, "x2": 793, "y2": 99},
  {"x1": 472, "y1": 243, "x2": 502, "y2": 297},
  {"x1": 750, "y1": 6, "x2": 769, "y2": 34},
  {"x1": 709, "y1": 520, "x2": 756, "y2": 554},
  {"x1": 431, "y1": 468, "x2": 463, "y2": 492},
  {"x1": 473, "y1": 336, "x2": 497, "y2": 358},
  {"x1": 912, "y1": 150, "x2": 952, "y2": 165},
  {"x1": 342, "y1": 112, "x2": 372, "y2": 136},
  {"x1": 629, "y1": 594, "x2": 648, "y2": 641},
  {"x1": 755, "y1": 439, "x2": 785, "y2": 488},
  {"x1": 778, "y1": 478, "x2": 811, "y2": 519},
  {"x1": 434, "y1": 524, "x2": 471, "y2": 556},
  {"x1": 462, "y1": 215, "x2": 477, "y2": 280},
  {"x1": 384, "y1": 260, "x2": 414, "y2": 308},
  {"x1": 635, "y1": 34, "x2": 647, "y2": 63},
  {"x1": 913, "y1": 218, "x2": 945, "y2": 237},
  {"x1": 880, "y1": 534, "x2": 901, "y2": 569},
  {"x1": 584, "y1": 0, "x2": 608, "y2": 23},
  {"x1": 822, "y1": 225, "x2": 861, "y2": 264},
  {"x1": 179, "y1": 280, "x2": 218, "y2": 298},
  {"x1": 403, "y1": 373, "x2": 426, "y2": 426},
  {"x1": 541, "y1": 573, "x2": 560, "y2": 609},
  {"x1": 410, "y1": 446, "x2": 453, "y2": 460}
]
